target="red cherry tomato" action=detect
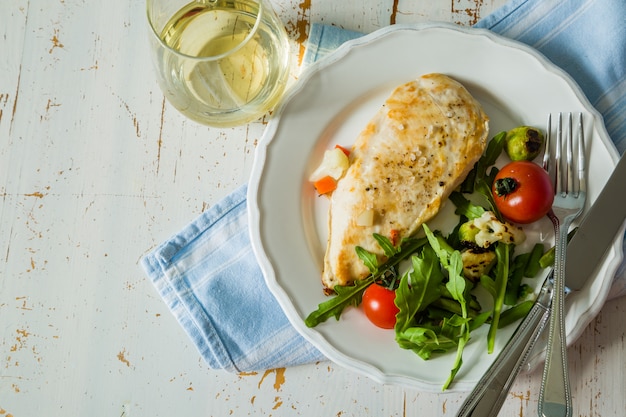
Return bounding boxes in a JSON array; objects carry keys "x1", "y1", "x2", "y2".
[
  {"x1": 492, "y1": 161, "x2": 554, "y2": 224},
  {"x1": 362, "y1": 284, "x2": 399, "y2": 329}
]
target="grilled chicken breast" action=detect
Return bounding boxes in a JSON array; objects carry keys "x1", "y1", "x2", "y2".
[{"x1": 322, "y1": 73, "x2": 489, "y2": 291}]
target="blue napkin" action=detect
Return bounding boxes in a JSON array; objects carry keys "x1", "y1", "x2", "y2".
[
  {"x1": 141, "y1": 185, "x2": 325, "y2": 371},
  {"x1": 142, "y1": 0, "x2": 626, "y2": 372}
]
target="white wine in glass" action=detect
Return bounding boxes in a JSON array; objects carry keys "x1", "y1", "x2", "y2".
[{"x1": 147, "y1": 0, "x2": 291, "y2": 127}]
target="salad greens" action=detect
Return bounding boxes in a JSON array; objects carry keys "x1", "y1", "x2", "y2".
[
  {"x1": 421, "y1": 224, "x2": 472, "y2": 388},
  {"x1": 304, "y1": 236, "x2": 426, "y2": 327},
  {"x1": 304, "y1": 131, "x2": 551, "y2": 390}
]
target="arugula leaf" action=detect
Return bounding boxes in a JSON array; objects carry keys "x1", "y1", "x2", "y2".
[
  {"x1": 396, "y1": 326, "x2": 456, "y2": 360},
  {"x1": 394, "y1": 248, "x2": 444, "y2": 333},
  {"x1": 504, "y1": 243, "x2": 544, "y2": 307},
  {"x1": 304, "y1": 277, "x2": 374, "y2": 327},
  {"x1": 422, "y1": 224, "x2": 454, "y2": 267},
  {"x1": 394, "y1": 236, "x2": 474, "y2": 382},
  {"x1": 355, "y1": 246, "x2": 379, "y2": 274},
  {"x1": 449, "y1": 191, "x2": 486, "y2": 220},
  {"x1": 460, "y1": 131, "x2": 507, "y2": 193},
  {"x1": 439, "y1": 285, "x2": 481, "y2": 312},
  {"x1": 442, "y1": 254, "x2": 471, "y2": 390},
  {"x1": 443, "y1": 322, "x2": 470, "y2": 391},
  {"x1": 486, "y1": 242, "x2": 511, "y2": 353},
  {"x1": 431, "y1": 298, "x2": 480, "y2": 318},
  {"x1": 357, "y1": 236, "x2": 428, "y2": 279},
  {"x1": 469, "y1": 310, "x2": 492, "y2": 332},
  {"x1": 475, "y1": 178, "x2": 501, "y2": 220},
  {"x1": 373, "y1": 233, "x2": 398, "y2": 258},
  {"x1": 422, "y1": 224, "x2": 472, "y2": 389},
  {"x1": 483, "y1": 131, "x2": 507, "y2": 167},
  {"x1": 423, "y1": 225, "x2": 467, "y2": 312},
  {"x1": 446, "y1": 251, "x2": 467, "y2": 310}
]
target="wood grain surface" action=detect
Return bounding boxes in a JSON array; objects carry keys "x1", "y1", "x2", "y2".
[{"x1": 1, "y1": 0, "x2": 624, "y2": 416}]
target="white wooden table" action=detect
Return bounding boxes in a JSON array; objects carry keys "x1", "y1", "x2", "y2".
[{"x1": 1, "y1": 0, "x2": 625, "y2": 415}]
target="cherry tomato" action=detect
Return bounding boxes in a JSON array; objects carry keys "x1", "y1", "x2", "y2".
[
  {"x1": 362, "y1": 284, "x2": 399, "y2": 329},
  {"x1": 492, "y1": 161, "x2": 554, "y2": 224}
]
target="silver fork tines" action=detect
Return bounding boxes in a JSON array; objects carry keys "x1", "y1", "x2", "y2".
[
  {"x1": 538, "y1": 112, "x2": 587, "y2": 417},
  {"x1": 543, "y1": 113, "x2": 586, "y2": 197}
]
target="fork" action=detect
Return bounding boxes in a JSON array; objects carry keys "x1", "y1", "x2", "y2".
[{"x1": 538, "y1": 112, "x2": 586, "y2": 417}]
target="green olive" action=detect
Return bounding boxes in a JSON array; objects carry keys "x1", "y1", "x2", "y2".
[{"x1": 504, "y1": 126, "x2": 544, "y2": 161}]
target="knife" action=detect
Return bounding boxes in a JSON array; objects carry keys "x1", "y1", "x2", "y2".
[
  {"x1": 566, "y1": 151, "x2": 626, "y2": 289},
  {"x1": 457, "y1": 151, "x2": 626, "y2": 417}
]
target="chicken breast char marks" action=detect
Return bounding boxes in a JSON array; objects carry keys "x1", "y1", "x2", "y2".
[{"x1": 322, "y1": 73, "x2": 489, "y2": 292}]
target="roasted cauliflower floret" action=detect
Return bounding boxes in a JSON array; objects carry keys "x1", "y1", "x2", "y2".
[
  {"x1": 459, "y1": 211, "x2": 526, "y2": 249},
  {"x1": 461, "y1": 249, "x2": 497, "y2": 280}
]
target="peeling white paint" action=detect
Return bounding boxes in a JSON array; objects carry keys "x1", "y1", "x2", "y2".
[{"x1": 0, "y1": 0, "x2": 624, "y2": 416}]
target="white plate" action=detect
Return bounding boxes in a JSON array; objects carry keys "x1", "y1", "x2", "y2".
[{"x1": 248, "y1": 24, "x2": 622, "y2": 392}]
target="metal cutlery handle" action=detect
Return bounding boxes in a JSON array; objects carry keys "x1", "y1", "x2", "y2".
[
  {"x1": 539, "y1": 226, "x2": 574, "y2": 417},
  {"x1": 457, "y1": 281, "x2": 553, "y2": 417}
]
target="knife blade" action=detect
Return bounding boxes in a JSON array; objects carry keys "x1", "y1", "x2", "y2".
[{"x1": 566, "y1": 151, "x2": 626, "y2": 290}]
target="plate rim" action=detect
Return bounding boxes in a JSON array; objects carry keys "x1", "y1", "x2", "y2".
[{"x1": 247, "y1": 23, "x2": 622, "y2": 391}]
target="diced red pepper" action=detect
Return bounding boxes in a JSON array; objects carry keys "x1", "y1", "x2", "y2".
[
  {"x1": 390, "y1": 229, "x2": 400, "y2": 246},
  {"x1": 313, "y1": 175, "x2": 337, "y2": 195}
]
